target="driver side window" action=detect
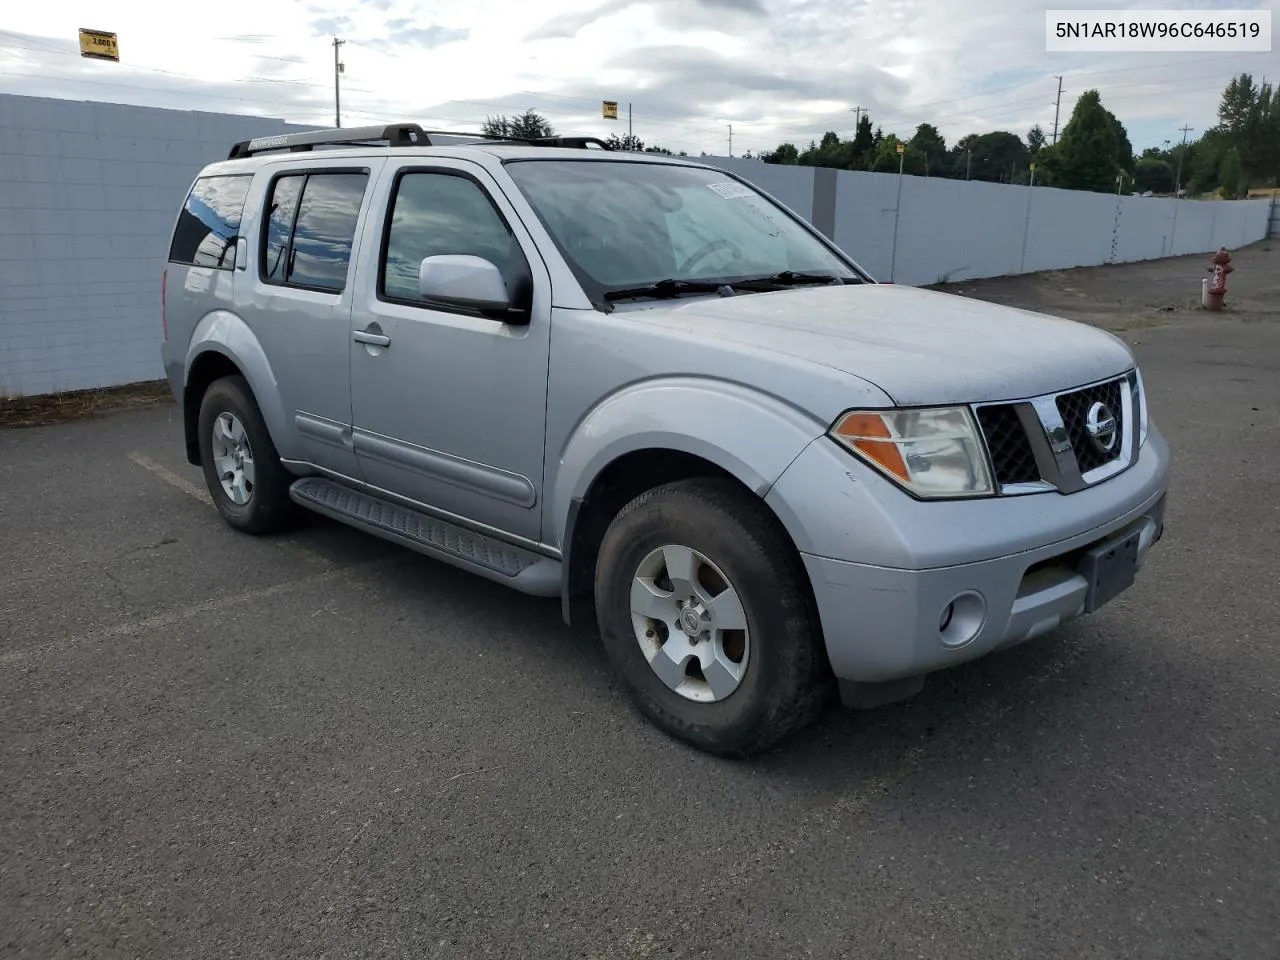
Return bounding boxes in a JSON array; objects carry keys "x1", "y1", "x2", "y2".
[{"x1": 380, "y1": 171, "x2": 527, "y2": 305}]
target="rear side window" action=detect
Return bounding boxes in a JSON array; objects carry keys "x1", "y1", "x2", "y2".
[
  {"x1": 260, "y1": 171, "x2": 369, "y2": 293},
  {"x1": 169, "y1": 174, "x2": 252, "y2": 270}
]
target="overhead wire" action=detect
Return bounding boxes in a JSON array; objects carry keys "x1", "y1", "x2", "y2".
[{"x1": 1, "y1": 28, "x2": 1270, "y2": 155}]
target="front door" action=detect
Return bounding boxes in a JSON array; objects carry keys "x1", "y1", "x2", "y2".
[{"x1": 348, "y1": 160, "x2": 552, "y2": 544}]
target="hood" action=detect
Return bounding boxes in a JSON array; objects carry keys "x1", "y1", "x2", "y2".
[{"x1": 622, "y1": 283, "x2": 1135, "y2": 405}]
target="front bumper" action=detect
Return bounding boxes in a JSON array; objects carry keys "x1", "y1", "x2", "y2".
[
  {"x1": 766, "y1": 422, "x2": 1171, "y2": 689},
  {"x1": 801, "y1": 489, "x2": 1165, "y2": 686}
]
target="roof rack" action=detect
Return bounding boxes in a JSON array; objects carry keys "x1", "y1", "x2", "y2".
[{"x1": 227, "y1": 123, "x2": 613, "y2": 160}]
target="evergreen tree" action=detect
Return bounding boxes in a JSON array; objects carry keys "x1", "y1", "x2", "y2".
[{"x1": 1054, "y1": 90, "x2": 1122, "y2": 192}]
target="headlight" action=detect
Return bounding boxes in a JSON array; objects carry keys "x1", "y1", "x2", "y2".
[
  {"x1": 1134, "y1": 367, "x2": 1149, "y2": 447},
  {"x1": 830, "y1": 407, "x2": 994, "y2": 499}
]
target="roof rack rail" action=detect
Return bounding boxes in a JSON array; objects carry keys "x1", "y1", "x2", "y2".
[
  {"x1": 228, "y1": 123, "x2": 428, "y2": 159},
  {"x1": 227, "y1": 123, "x2": 615, "y2": 160}
]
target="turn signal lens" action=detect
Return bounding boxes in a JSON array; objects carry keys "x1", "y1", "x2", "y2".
[
  {"x1": 1134, "y1": 367, "x2": 1149, "y2": 447},
  {"x1": 830, "y1": 406, "x2": 994, "y2": 499}
]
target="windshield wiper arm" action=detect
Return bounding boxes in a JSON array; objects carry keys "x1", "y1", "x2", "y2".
[
  {"x1": 602, "y1": 278, "x2": 730, "y2": 303},
  {"x1": 733, "y1": 271, "x2": 849, "y2": 287}
]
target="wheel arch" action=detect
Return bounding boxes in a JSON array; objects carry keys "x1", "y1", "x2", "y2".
[{"x1": 182, "y1": 311, "x2": 288, "y2": 466}]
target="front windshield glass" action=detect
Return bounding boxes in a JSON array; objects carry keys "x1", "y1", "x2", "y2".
[{"x1": 503, "y1": 159, "x2": 861, "y2": 301}]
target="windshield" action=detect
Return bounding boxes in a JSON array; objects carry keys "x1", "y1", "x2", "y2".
[{"x1": 503, "y1": 159, "x2": 862, "y2": 304}]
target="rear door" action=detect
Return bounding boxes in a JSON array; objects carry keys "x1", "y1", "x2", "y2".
[{"x1": 244, "y1": 159, "x2": 384, "y2": 477}]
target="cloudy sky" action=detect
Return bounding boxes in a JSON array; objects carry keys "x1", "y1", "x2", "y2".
[{"x1": 1, "y1": 0, "x2": 1277, "y2": 156}]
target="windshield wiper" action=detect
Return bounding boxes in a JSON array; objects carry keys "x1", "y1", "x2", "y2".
[
  {"x1": 602, "y1": 278, "x2": 730, "y2": 303},
  {"x1": 732, "y1": 271, "x2": 850, "y2": 288},
  {"x1": 599, "y1": 272, "x2": 852, "y2": 311}
]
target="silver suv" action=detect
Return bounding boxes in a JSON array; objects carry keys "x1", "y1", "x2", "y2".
[{"x1": 162, "y1": 123, "x2": 1169, "y2": 757}]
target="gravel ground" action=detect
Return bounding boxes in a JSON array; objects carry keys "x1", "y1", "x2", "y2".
[{"x1": 2, "y1": 247, "x2": 1278, "y2": 960}]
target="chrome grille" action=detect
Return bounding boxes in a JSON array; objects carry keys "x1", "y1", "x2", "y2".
[
  {"x1": 975, "y1": 404, "x2": 1040, "y2": 485},
  {"x1": 972, "y1": 372, "x2": 1136, "y2": 496},
  {"x1": 1055, "y1": 379, "x2": 1125, "y2": 474}
]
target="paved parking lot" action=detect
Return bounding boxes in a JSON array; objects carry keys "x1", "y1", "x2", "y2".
[{"x1": 3, "y1": 275, "x2": 1280, "y2": 958}]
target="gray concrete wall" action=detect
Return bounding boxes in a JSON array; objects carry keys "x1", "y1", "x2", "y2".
[
  {"x1": 0, "y1": 95, "x2": 311, "y2": 398},
  {"x1": 707, "y1": 156, "x2": 1273, "y2": 286},
  {"x1": 0, "y1": 93, "x2": 1272, "y2": 397}
]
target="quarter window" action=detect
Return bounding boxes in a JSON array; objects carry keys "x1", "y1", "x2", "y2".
[
  {"x1": 261, "y1": 171, "x2": 369, "y2": 292},
  {"x1": 169, "y1": 174, "x2": 252, "y2": 270},
  {"x1": 381, "y1": 172, "x2": 526, "y2": 305}
]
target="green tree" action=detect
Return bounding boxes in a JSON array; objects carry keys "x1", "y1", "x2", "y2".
[
  {"x1": 1109, "y1": 111, "x2": 1134, "y2": 174},
  {"x1": 871, "y1": 134, "x2": 905, "y2": 173},
  {"x1": 1027, "y1": 124, "x2": 1047, "y2": 156},
  {"x1": 1189, "y1": 130, "x2": 1226, "y2": 195},
  {"x1": 1134, "y1": 157, "x2": 1175, "y2": 194},
  {"x1": 949, "y1": 131, "x2": 1028, "y2": 182},
  {"x1": 1053, "y1": 90, "x2": 1122, "y2": 192},
  {"x1": 850, "y1": 115, "x2": 875, "y2": 169},
  {"x1": 1214, "y1": 73, "x2": 1277, "y2": 185},
  {"x1": 909, "y1": 122, "x2": 947, "y2": 176},
  {"x1": 763, "y1": 142, "x2": 800, "y2": 164},
  {"x1": 1218, "y1": 146, "x2": 1245, "y2": 198},
  {"x1": 606, "y1": 132, "x2": 645, "y2": 152},
  {"x1": 799, "y1": 131, "x2": 859, "y2": 170},
  {"x1": 481, "y1": 109, "x2": 555, "y2": 140}
]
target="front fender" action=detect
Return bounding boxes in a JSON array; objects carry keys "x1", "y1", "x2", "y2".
[
  {"x1": 550, "y1": 377, "x2": 836, "y2": 549},
  {"x1": 185, "y1": 310, "x2": 293, "y2": 458}
]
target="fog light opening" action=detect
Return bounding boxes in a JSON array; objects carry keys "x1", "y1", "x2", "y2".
[{"x1": 938, "y1": 591, "x2": 986, "y2": 649}]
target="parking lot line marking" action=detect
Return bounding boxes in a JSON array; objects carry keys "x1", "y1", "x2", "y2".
[
  {"x1": 0, "y1": 556, "x2": 400, "y2": 669},
  {"x1": 127, "y1": 452, "x2": 212, "y2": 505},
  {"x1": 126, "y1": 452, "x2": 338, "y2": 568}
]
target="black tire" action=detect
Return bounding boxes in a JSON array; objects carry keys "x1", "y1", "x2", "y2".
[
  {"x1": 196, "y1": 375, "x2": 299, "y2": 535},
  {"x1": 594, "y1": 477, "x2": 833, "y2": 757}
]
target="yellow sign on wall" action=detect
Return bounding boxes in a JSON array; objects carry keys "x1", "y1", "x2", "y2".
[
  {"x1": 78, "y1": 28, "x2": 119, "y2": 62},
  {"x1": 602, "y1": 100, "x2": 619, "y2": 120}
]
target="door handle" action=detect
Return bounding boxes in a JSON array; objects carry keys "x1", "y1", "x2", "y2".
[{"x1": 353, "y1": 330, "x2": 391, "y2": 347}]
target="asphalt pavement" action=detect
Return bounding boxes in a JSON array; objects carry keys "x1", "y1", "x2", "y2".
[{"x1": 2, "y1": 313, "x2": 1278, "y2": 959}]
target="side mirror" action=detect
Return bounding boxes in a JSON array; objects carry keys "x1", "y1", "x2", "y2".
[{"x1": 418, "y1": 255, "x2": 511, "y2": 312}]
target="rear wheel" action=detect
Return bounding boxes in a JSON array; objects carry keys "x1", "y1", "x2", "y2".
[
  {"x1": 197, "y1": 375, "x2": 298, "y2": 535},
  {"x1": 594, "y1": 477, "x2": 832, "y2": 757}
]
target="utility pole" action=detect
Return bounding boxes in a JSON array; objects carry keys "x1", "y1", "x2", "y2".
[
  {"x1": 1169, "y1": 124, "x2": 1194, "y2": 255},
  {"x1": 628, "y1": 102, "x2": 632, "y2": 140},
  {"x1": 1174, "y1": 124, "x2": 1194, "y2": 196},
  {"x1": 332, "y1": 37, "x2": 345, "y2": 128},
  {"x1": 966, "y1": 149, "x2": 972, "y2": 180},
  {"x1": 851, "y1": 105, "x2": 865, "y2": 133},
  {"x1": 1051, "y1": 75, "x2": 1063, "y2": 144},
  {"x1": 728, "y1": 123, "x2": 733, "y2": 157}
]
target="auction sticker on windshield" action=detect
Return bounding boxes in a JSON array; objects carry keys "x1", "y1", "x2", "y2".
[{"x1": 706, "y1": 181, "x2": 756, "y2": 199}]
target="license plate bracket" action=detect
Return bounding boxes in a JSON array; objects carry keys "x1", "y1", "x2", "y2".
[{"x1": 1077, "y1": 525, "x2": 1142, "y2": 614}]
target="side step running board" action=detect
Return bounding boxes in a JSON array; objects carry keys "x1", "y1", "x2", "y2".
[{"x1": 289, "y1": 477, "x2": 561, "y2": 597}]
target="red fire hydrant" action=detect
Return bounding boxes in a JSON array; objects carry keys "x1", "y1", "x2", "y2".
[{"x1": 1205, "y1": 247, "x2": 1233, "y2": 311}]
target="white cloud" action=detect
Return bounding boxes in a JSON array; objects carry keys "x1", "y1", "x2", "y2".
[{"x1": 1, "y1": 0, "x2": 1276, "y2": 157}]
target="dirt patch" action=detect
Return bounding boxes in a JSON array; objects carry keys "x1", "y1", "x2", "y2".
[
  {"x1": 0, "y1": 381, "x2": 174, "y2": 429},
  {"x1": 929, "y1": 240, "x2": 1280, "y2": 334}
]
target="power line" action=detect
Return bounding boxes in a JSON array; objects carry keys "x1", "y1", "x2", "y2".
[{"x1": 1, "y1": 28, "x2": 1267, "y2": 158}]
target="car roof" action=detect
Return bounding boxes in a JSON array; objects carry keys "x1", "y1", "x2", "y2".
[
  {"x1": 203, "y1": 144, "x2": 707, "y2": 175},
  {"x1": 199, "y1": 124, "x2": 712, "y2": 177}
]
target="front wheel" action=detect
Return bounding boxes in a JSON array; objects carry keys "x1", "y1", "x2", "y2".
[
  {"x1": 594, "y1": 478, "x2": 832, "y2": 757},
  {"x1": 196, "y1": 375, "x2": 299, "y2": 535}
]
